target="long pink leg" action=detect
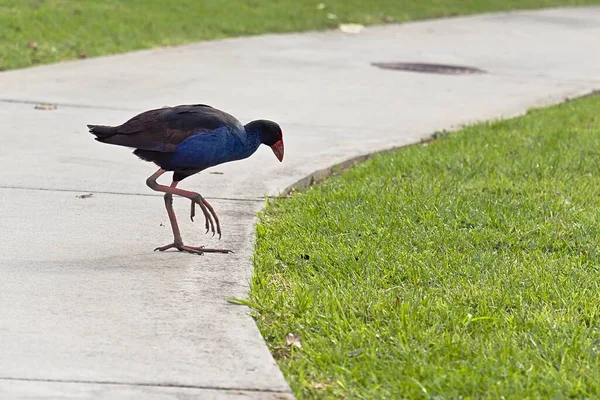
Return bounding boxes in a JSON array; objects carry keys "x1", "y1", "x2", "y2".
[
  {"x1": 147, "y1": 169, "x2": 231, "y2": 255},
  {"x1": 146, "y1": 169, "x2": 222, "y2": 237}
]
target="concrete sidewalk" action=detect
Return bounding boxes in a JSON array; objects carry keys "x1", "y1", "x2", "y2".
[{"x1": 1, "y1": 7, "x2": 600, "y2": 399}]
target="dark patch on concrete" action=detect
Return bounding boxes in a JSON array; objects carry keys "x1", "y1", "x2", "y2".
[{"x1": 372, "y1": 62, "x2": 486, "y2": 75}]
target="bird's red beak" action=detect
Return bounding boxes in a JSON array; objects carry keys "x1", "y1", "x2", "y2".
[{"x1": 271, "y1": 140, "x2": 284, "y2": 162}]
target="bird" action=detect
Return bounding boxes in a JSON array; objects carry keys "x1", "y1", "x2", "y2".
[{"x1": 88, "y1": 104, "x2": 284, "y2": 255}]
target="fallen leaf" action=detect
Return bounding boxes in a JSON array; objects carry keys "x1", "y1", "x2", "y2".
[
  {"x1": 35, "y1": 103, "x2": 57, "y2": 111},
  {"x1": 339, "y1": 23, "x2": 364, "y2": 34},
  {"x1": 286, "y1": 333, "x2": 302, "y2": 349},
  {"x1": 78, "y1": 51, "x2": 87, "y2": 58}
]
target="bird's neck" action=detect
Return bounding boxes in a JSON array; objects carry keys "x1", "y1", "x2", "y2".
[{"x1": 237, "y1": 123, "x2": 262, "y2": 158}]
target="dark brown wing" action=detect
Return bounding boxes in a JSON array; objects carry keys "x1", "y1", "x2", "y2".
[{"x1": 88, "y1": 104, "x2": 243, "y2": 152}]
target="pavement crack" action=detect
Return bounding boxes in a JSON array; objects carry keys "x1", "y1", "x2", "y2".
[
  {"x1": 0, "y1": 376, "x2": 293, "y2": 394},
  {"x1": 0, "y1": 185, "x2": 264, "y2": 203},
  {"x1": 0, "y1": 98, "x2": 432, "y2": 135}
]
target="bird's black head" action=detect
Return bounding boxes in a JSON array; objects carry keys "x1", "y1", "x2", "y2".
[{"x1": 246, "y1": 119, "x2": 284, "y2": 162}]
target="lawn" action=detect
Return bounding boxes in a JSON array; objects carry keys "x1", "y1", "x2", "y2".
[
  {"x1": 250, "y1": 94, "x2": 600, "y2": 398},
  {"x1": 2, "y1": 0, "x2": 600, "y2": 71}
]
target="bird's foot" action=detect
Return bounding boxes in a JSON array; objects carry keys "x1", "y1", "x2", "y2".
[
  {"x1": 154, "y1": 242, "x2": 232, "y2": 255},
  {"x1": 190, "y1": 195, "x2": 222, "y2": 239}
]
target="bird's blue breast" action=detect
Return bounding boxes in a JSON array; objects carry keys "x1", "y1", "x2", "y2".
[{"x1": 167, "y1": 126, "x2": 259, "y2": 170}]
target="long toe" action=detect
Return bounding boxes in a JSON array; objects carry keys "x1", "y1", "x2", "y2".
[
  {"x1": 154, "y1": 242, "x2": 203, "y2": 255},
  {"x1": 188, "y1": 246, "x2": 233, "y2": 254},
  {"x1": 178, "y1": 245, "x2": 205, "y2": 255},
  {"x1": 154, "y1": 243, "x2": 177, "y2": 252},
  {"x1": 153, "y1": 242, "x2": 232, "y2": 255}
]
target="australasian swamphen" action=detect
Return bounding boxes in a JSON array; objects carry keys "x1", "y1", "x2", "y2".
[{"x1": 88, "y1": 104, "x2": 284, "y2": 255}]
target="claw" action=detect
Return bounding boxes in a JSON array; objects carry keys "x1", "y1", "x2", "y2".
[
  {"x1": 199, "y1": 197, "x2": 222, "y2": 239},
  {"x1": 192, "y1": 195, "x2": 217, "y2": 236}
]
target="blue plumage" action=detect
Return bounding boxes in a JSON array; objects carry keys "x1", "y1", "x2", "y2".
[
  {"x1": 167, "y1": 125, "x2": 262, "y2": 171},
  {"x1": 88, "y1": 104, "x2": 283, "y2": 182}
]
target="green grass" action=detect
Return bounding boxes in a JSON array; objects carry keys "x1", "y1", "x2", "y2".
[
  {"x1": 2, "y1": 0, "x2": 600, "y2": 71},
  {"x1": 251, "y1": 94, "x2": 600, "y2": 398}
]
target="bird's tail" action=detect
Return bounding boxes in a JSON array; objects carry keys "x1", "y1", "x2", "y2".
[{"x1": 87, "y1": 124, "x2": 116, "y2": 141}]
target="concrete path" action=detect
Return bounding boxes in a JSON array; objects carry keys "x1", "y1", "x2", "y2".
[{"x1": 1, "y1": 7, "x2": 600, "y2": 399}]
